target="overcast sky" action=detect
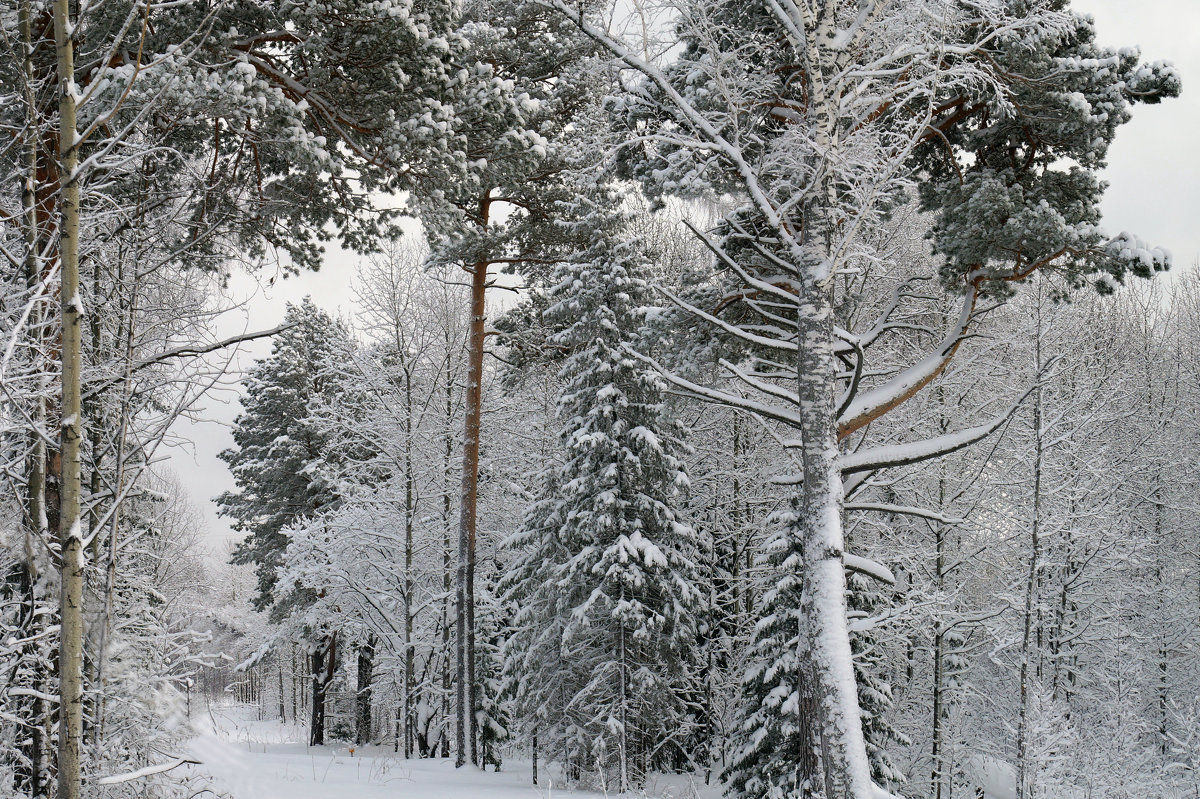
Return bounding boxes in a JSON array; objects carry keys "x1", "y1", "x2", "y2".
[{"x1": 166, "y1": 0, "x2": 1200, "y2": 557}]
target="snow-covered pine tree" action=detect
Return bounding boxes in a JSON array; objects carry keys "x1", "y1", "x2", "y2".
[
  {"x1": 503, "y1": 188, "x2": 703, "y2": 791},
  {"x1": 220, "y1": 299, "x2": 356, "y2": 612},
  {"x1": 546, "y1": 2, "x2": 1181, "y2": 795},
  {"x1": 219, "y1": 299, "x2": 361, "y2": 746},
  {"x1": 411, "y1": 0, "x2": 604, "y2": 762}
]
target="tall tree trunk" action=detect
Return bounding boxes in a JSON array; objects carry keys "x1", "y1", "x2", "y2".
[
  {"x1": 279, "y1": 662, "x2": 287, "y2": 723},
  {"x1": 310, "y1": 636, "x2": 333, "y2": 747},
  {"x1": 404, "y1": 368, "x2": 416, "y2": 758},
  {"x1": 618, "y1": 594, "x2": 630, "y2": 794},
  {"x1": 1154, "y1": 493, "x2": 1168, "y2": 759},
  {"x1": 53, "y1": 0, "x2": 85, "y2": 790},
  {"x1": 931, "y1": 621, "x2": 945, "y2": 799},
  {"x1": 19, "y1": 2, "x2": 48, "y2": 792},
  {"x1": 456, "y1": 194, "x2": 490, "y2": 767},
  {"x1": 291, "y1": 644, "x2": 299, "y2": 724},
  {"x1": 441, "y1": 353, "x2": 454, "y2": 759},
  {"x1": 1015, "y1": 296, "x2": 1046, "y2": 799},
  {"x1": 357, "y1": 637, "x2": 375, "y2": 745},
  {"x1": 931, "y1": 388, "x2": 951, "y2": 799},
  {"x1": 795, "y1": 287, "x2": 874, "y2": 799},
  {"x1": 795, "y1": 635, "x2": 823, "y2": 799}
]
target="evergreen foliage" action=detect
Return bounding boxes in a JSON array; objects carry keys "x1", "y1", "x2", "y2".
[
  {"x1": 503, "y1": 189, "x2": 703, "y2": 789},
  {"x1": 220, "y1": 299, "x2": 357, "y2": 613}
]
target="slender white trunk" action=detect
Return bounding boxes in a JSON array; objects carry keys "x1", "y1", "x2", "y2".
[{"x1": 53, "y1": 0, "x2": 85, "y2": 790}]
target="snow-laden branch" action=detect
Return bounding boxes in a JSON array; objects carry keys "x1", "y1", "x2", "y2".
[
  {"x1": 844, "y1": 553, "x2": 895, "y2": 585},
  {"x1": 837, "y1": 282, "x2": 978, "y2": 440},
  {"x1": 96, "y1": 757, "x2": 200, "y2": 785},
  {"x1": 625, "y1": 347, "x2": 807, "y2": 429},
  {"x1": 844, "y1": 502, "x2": 963, "y2": 526},
  {"x1": 838, "y1": 389, "x2": 1030, "y2": 475},
  {"x1": 656, "y1": 285, "x2": 797, "y2": 354},
  {"x1": 81, "y1": 323, "x2": 294, "y2": 401}
]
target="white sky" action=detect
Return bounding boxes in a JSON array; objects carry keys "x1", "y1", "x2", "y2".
[{"x1": 166, "y1": 0, "x2": 1200, "y2": 556}]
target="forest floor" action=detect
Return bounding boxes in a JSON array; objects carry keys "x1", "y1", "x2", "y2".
[{"x1": 188, "y1": 704, "x2": 720, "y2": 799}]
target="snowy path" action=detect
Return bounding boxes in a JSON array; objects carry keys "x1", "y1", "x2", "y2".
[{"x1": 188, "y1": 705, "x2": 715, "y2": 799}]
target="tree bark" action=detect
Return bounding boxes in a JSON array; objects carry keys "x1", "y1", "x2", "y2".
[
  {"x1": 618, "y1": 593, "x2": 630, "y2": 793},
  {"x1": 796, "y1": 647, "x2": 823, "y2": 798},
  {"x1": 456, "y1": 194, "x2": 490, "y2": 767},
  {"x1": 291, "y1": 644, "x2": 299, "y2": 723},
  {"x1": 279, "y1": 662, "x2": 287, "y2": 723},
  {"x1": 1015, "y1": 295, "x2": 1046, "y2": 799},
  {"x1": 52, "y1": 0, "x2": 85, "y2": 790},
  {"x1": 357, "y1": 637, "x2": 374, "y2": 745},
  {"x1": 441, "y1": 350, "x2": 454, "y2": 759},
  {"x1": 932, "y1": 387, "x2": 952, "y2": 799},
  {"x1": 795, "y1": 286, "x2": 874, "y2": 799},
  {"x1": 404, "y1": 366, "x2": 415, "y2": 758},
  {"x1": 18, "y1": 2, "x2": 48, "y2": 793},
  {"x1": 310, "y1": 636, "x2": 334, "y2": 746}
]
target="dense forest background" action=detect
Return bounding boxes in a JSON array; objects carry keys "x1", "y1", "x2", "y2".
[{"x1": 1, "y1": 1, "x2": 1197, "y2": 798}]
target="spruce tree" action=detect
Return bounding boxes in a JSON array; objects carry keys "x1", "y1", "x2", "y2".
[
  {"x1": 846, "y1": 572, "x2": 907, "y2": 791},
  {"x1": 476, "y1": 560, "x2": 512, "y2": 771},
  {"x1": 503, "y1": 190, "x2": 703, "y2": 790},
  {"x1": 723, "y1": 513, "x2": 818, "y2": 799}
]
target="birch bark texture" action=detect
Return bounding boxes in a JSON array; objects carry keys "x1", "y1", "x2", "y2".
[{"x1": 52, "y1": 0, "x2": 84, "y2": 793}]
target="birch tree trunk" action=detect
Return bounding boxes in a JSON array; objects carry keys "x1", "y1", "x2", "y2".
[{"x1": 53, "y1": 0, "x2": 85, "y2": 790}]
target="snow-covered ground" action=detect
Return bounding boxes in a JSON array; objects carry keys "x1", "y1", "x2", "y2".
[{"x1": 188, "y1": 704, "x2": 719, "y2": 799}]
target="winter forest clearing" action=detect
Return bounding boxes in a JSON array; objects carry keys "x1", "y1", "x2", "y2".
[
  {"x1": 2, "y1": 0, "x2": 1200, "y2": 798},
  {"x1": 190, "y1": 704, "x2": 716, "y2": 799}
]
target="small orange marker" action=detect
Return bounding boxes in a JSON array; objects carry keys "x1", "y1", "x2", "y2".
[{"x1": 349, "y1": 747, "x2": 356, "y2": 757}]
